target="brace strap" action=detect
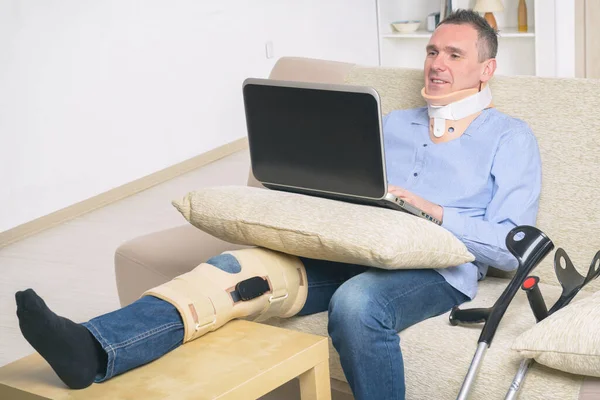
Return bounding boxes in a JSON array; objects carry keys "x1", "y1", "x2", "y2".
[{"x1": 231, "y1": 249, "x2": 290, "y2": 322}]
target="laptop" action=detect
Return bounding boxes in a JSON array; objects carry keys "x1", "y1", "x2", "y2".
[{"x1": 241, "y1": 77, "x2": 441, "y2": 225}]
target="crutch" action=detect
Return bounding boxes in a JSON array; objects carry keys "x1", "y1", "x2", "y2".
[
  {"x1": 448, "y1": 225, "x2": 555, "y2": 400},
  {"x1": 505, "y1": 249, "x2": 600, "y2": 399}
]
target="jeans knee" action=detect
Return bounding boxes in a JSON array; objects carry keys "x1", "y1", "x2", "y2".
[
  {"x1": 205, "y1": 254, "x2": 241, "y2": 273},
  {"x1": 328, "y1": 282, "x2": 389, "y2": 342}
]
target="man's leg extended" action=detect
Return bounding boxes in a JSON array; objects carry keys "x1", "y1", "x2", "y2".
[
  {"x1": 16, "y1": 288, "x2": 186, "y2": 388},
  {"x1": 15, "y1": 250, "x2": 365, "y2": 389},
  {"x1": 16, "y1": 247, "x2": 314, "y2": 388},
  {"x1": 327, "y1": 269, "x2": 470, "y2": 400}
]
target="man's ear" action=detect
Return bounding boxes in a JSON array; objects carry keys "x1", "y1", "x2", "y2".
[{"x1": 480, "y1": 58, "x2": 497, "y2": 83}]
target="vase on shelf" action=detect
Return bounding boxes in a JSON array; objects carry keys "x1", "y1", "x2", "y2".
[
  {"x1": 518, "y1": 0, "x2": 528, "y2": 32},
  {"x1": 473, "y1": 0, "x2": 504, "y2": 31}
]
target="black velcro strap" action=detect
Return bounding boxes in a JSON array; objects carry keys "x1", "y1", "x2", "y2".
[{"x1": 230, "y1": 276, "x2": 270, "y2": 302}]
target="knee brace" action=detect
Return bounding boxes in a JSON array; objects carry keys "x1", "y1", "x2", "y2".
[{"x1": 142, "y1": 247, "x2": 308, "y2": 343}]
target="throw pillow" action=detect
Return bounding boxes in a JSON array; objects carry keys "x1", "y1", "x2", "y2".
[
  {"x1": 172, "y1": 186, "x2": 475, "y2": 270},
  {"x1": 512, "y1": 289, "x2": 600, "y2": 377}
]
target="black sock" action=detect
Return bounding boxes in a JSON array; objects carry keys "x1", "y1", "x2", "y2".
[{"x1": 15, "y1": 289, "x2": 108, "y2": 389}]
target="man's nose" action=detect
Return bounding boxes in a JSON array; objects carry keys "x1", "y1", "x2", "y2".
[{"x1": 431, "y1": 55, "x2": 446, "y2": 71}]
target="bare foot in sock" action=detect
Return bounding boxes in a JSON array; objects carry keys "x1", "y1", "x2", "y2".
[{"x1": 15, "y1": 289, "x2": 107, "y2": 389}]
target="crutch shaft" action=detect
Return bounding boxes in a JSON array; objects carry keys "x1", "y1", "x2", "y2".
[
  {"x1": 457, "y1": 342, "x2": 488, "y2": 400},
  {"x1": 505, "y1": 358, "x2": 533, "y2": 400}
]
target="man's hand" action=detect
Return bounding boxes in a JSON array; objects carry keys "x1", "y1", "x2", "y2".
[{"x1": 388, "y1": 185, "x2": 444, "y2": 223}]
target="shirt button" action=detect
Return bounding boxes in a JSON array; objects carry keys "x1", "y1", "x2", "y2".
[
  {"x1": 414, "y1": 173, "x2": 418, "y2": 177},
  {"x1": 423, "y1": 144, "x2": 428, "y2": 147}
]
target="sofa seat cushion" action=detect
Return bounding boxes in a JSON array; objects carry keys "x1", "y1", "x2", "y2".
[
  {"x1": 264, "y1": 277, "x2": 588, "y2": 399},
  {"x1": 171, "y1": 185, "x2": 474, "y2": 270}
]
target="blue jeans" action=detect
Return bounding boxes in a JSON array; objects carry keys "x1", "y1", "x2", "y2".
[{"x1": 83, "y1": 256, "x2": 469, "y2": 399}]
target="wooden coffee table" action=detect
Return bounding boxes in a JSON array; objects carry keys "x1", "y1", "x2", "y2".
[{"x1": 0, "y1": 320, "x2": 331, "y2": 400}]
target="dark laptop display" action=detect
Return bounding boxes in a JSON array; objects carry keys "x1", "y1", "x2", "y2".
[{"x1": 242, "y1": 79, "x2": 387, "y2": 200}]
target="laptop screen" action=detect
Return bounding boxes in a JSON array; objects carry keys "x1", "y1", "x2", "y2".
[{"x1": 242, "y1": 80, "x2": 387, "y2": 200}]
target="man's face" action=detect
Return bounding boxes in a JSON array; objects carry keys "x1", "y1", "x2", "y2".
[{"x1": 424, "y1": 23, "x2": 495, "y2": 96}]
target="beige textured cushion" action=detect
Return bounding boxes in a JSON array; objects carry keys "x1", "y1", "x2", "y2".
[
  {"x1": 172, "y1": 185, "x2": 474, "y2": 270},
  {"x1": 512, "y1": 290, "x2": 600, "y2": 377}
]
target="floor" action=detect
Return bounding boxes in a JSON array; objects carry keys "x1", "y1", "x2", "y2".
[{"x1": 0, "y1": 148, "x2": 352, "y2": 399}]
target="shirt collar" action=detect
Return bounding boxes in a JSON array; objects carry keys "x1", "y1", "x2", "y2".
[{"x1": 409, "y1": 106, "x2": 493, "y2": 137}]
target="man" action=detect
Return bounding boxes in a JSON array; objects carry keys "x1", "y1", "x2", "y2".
[{"x1": 15, "y1": 9, "x2": 541, "y2": 400}]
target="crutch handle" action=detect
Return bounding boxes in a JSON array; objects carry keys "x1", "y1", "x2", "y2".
[
  {"x1": 449, "y1": 307, "x2": 491, "y2": 326},
  {"x1": 521, "y1": 276, "x2": 548, "y2": 322}
]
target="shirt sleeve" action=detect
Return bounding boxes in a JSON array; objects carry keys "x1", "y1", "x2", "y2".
[{"x1": 441, "y1": 130, "x2": 542, "y2": 271}]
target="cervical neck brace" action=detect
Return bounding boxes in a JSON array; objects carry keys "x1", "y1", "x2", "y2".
[{"x1": 421, "y1": 84, "x2": 493, "y2": 138}]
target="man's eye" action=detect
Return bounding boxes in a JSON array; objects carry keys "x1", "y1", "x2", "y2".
[
  {"x1": 428, "y1": 51, "x2": 437, "y2": 56},
  {"x1": 451, "y1": 54, "x2": 460, "y2": 59}
]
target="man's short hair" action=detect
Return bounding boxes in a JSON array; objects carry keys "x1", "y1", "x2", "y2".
[{"x1": 438, "y1": 9, "x2": 499, "y2": 61}]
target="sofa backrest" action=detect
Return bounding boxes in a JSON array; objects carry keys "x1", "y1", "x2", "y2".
[{"x1": 251, "y1": 57, "x2": 600, "y2": 292}]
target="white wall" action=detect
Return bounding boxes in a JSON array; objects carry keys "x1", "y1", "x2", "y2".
[
  {"x1": 0, "y1": 0, "x2": 379, "y2": 232},
  {"x1": 554, "y1": 0, "x2": 576, "y2": 77},
  {"x1": 535, "y1": 0, "x2": 576, "y2": 77}
]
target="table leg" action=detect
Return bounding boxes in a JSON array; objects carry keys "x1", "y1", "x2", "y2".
[{"x1": 299, "y1": 360, "x2": 331, "y2": 400}]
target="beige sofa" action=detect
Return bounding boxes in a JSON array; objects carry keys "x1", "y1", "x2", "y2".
[{"x1": 114, "y1": 57, "x2": 600, "y2": 399}]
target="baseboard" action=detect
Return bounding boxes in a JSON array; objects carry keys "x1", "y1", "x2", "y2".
[{"x1": 0, "y1": 137, "x2": 248, "y2": 249}]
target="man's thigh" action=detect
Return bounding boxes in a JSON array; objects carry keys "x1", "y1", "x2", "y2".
[
  {"x1": 335, "y1": 268, "x2": 470, "y2": 332},
  {"x1": 297, "y1": 257, "x2": 369, "y2": 315}
]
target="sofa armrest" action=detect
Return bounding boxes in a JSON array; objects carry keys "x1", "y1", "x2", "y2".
[{"x1": 114, "y1": 224, "x2": 248, "y2": 307}]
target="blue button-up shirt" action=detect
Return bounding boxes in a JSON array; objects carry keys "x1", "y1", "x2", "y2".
[{"x1": 383, "y1": 106, "x2": 542, "y2": 299}]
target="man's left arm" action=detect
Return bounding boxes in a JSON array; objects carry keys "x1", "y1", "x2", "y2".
[{"x1": 441, "y1": 132, "x2": 542, "y2": 271}]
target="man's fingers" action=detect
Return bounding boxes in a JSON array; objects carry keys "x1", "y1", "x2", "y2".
[
  {"x1": 389, "y1": 188, "x2": 407, "y2": 197},
  {"x1": 388, "y1": 184, "x2": 405, "y2": 194}
]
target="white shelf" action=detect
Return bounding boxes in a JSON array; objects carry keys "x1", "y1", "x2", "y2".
[
  {"x1": 497, "y1": 27, "x2": 536, "y2": 37},
  {"x1": 382, "y1": 30, "x2": 432, "y2": 39},
  {"x1": 382, "y1": 27, "x2": 535, "y2": 39}
]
